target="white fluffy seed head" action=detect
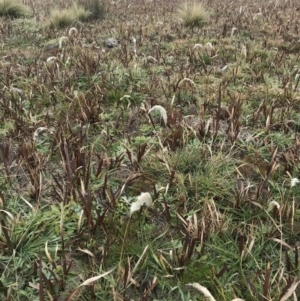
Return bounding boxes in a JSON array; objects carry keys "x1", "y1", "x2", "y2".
[
  {"x1": 241, "y1": 45, "x2": 247, "y2": 59},
  {"x1": 178, "y1": 78, "x2": 195, "y2": 86},
  {"x1": 46, "y1": 56, "x2": 57, "y2": 63},
  {"x1": 130, "y1": 201, "x2": 143, "y2": 215},
  {"x1": 130, "y1": 36, "x2": 136, "y2": 46},
  {"x1": 148, "y1": 105, "x2": 167, "y2": 125},
  {"x1": 136, "y1": 192, "x2": 153, "y2": 207},
  {"x1": 59, "y1": 36, "x2": 68, "y2": 48},
  {"x1": 267, "y1": 201, "x2": 280, "y2": 212},
  {"x1": 186, "y1": 283, "x2": 216, "y2": 301},
  {"x1": 68, "y1": 27, "x2": 78, "y2": 37},
  {"x1": 193, "y1": 43, "x2": 203, "y2": 50},
  {"x1": 231, "y1": 27, "x2": 238, "y2": 37},
  {"x1": 291, "y1": 178, "x2": 300, "y2": 187},
  {"x1": 205, "y1": 42, "x2": 213, "y2": 49},
  {"x1": 130, "y1": 192, "x2": 153, "y2": 215},
  {"x1": 33, "y1": 127, "x2": 48, "y2": 142}
]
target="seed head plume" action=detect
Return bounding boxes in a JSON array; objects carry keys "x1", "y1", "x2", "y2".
[
  {"x1": 68, "y1": 27, "x2": 78, "y2": 37},
  {"x1": 33, "y1": 127, "x2": 49, "y2": 142},
  {"x1": 46, "y1": 56, "x2": 57, "y2": 63},
  {"x1": 59, "y1": 36, "x2": 68, "y2": 49},
  {"x1": 186, "y1": 283, "x2": 216, "y2": 301},
  {"x1": 130, "y1": 192, "x2": 153, "y2": 215},
  {"x1": 291, "y1": 178, "x2": 300, "y2": 187},
  {"x1": 241, "y1": 45, "x2": 247, "y2": 59},
  {"x1": 267, "y1": 201, "x2": 280, "y2": 212},
  {"x1": 148, "y1": 105, "x2": 168, "y2": 125},
  {"x1": 193, "y1": 43, "x2": 203, "y2": 50},
  {"x1": 231, "y1": 27, "x2": 238, "y2": 37}
]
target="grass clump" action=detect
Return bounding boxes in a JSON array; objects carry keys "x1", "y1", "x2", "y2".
[
  {"x1": 0, "y1": 0, "x2": 30, "y2": 18},
  {"x1": 79, "y1": 0, "x2": 105, "y2": 20},
  {"x1": 177, "y1": 1, "x2": 209, "y2": 28},
  {"x1": 49, "y1": 3, "x2": 90, "y2": 28}
]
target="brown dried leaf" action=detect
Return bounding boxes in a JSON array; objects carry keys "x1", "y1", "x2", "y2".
[{"x1": 279, "y1": 281, "x2": 300, "y2": 301}]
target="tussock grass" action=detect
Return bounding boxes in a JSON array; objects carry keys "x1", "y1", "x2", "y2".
[
  {"x1": 0, "y1": 0, "x2": 30, "y2": 18},
  {"x1": 49, "y1": 3, "x2": 90, "y2": 28},
  {"x1": 177, "y1": 1, "x2": 209, "y2": 28},
  {"x1": 78, "y1": 0, "x2": 105, "y2": 20}
]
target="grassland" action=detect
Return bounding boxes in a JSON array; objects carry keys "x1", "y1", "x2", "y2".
[{"x1": 0, "y1": 0, "x2": 300, "y2": 300}]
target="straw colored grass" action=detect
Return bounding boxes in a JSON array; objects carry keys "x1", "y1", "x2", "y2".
[{"x1": 177, "y1": 1, "x2": 209, "y2": 28}]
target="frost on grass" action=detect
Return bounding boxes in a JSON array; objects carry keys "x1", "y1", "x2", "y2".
[
  {"x1": 130, "y1": 192, "x2": 153, "y2": 215},
  {"x1": 148, "y1": 105, "x2": 167, "y2": 125}
]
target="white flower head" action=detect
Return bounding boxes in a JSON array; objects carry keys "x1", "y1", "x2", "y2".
[
  {"x1": 130, "y1": 192, "x2": 153, "y2": 215},
  {"x1": 65, "y1": 56, "x2": 71, "y2": 65},
  {"x1": 221, "y1": 65, "x2": 228, "y2": 72},
  {"x1": 241, "y1": 45, "x2": 247, "y2": 59},
  {"x1": 68, "y1": 27, "x2": 78, "y2": 37},
  {"x1": 148, "y1": 105, "x2": 167, "y2": 125},
  {"x1": 291, "y1": 178, "x2": 300, "y2": 187},
  {"x1": 193, "y1": 43, "x2": 203, "y2": 50},
  {"x1": 267, "y1": 201, "x2": 280, "y2": 212},
  {"x1": 46, "y1": 56, "x2": 57, "y2": 63},
  {"x1": 178, "y1": 78, "x2": 195, "y2": 87},
  {"x1": 231, "y1": 27, "x2": 238, "y2": 37},
  {"x1": 130, "y1": 201, "x2": 142, "y2": 215},
  {"x1": 205, "y1": 42, "x2": 213, "y2": 49},
  {"x1": 186, "y1": 283, "x2": 216, "y2": 301},
  {"x1": 59, "y1": 36, "x2": 68, "y2": 49},
  {"x1": 33, "y1": 127, "x2": 48, "y2": 141},
  {"x1": 130, "y1": 36, "x2": 136, "y2": 46}
]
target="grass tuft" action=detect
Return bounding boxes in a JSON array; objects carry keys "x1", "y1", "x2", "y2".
[
  {"x1": 177, "y1": 1, "x2": 209, "y2": 28},
  {"x1": 49, "y1": 3, "x2": 90, "y2": 28},
  {"x1": 0, "y1": 0, "x2": 30, "y2": 18},
  {"x1": 78, "y1": 0, "x2": 106, "y2": 20}
]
